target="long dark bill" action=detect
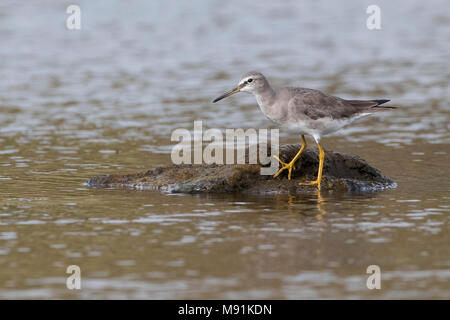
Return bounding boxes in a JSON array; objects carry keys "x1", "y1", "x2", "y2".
[{"x1": 212, "y1": 86, "x2": 240, "y2": 103}]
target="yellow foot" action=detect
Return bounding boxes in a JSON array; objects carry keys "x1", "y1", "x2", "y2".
[
  {"x1": 299, "y1": 180, "x2": 321, "y2": 190},
  {"x1": 273, "y1": 155, "x2": 296, "y2": 180}
]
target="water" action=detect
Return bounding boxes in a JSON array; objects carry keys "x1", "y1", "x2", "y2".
[{"x1": 0, "y1": 0, "x2": 449, "y2": 299}]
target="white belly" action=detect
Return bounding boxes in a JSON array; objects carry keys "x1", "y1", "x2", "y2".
[{"x1": 282, "y1": 113, "x2": 372, "y2": 141}]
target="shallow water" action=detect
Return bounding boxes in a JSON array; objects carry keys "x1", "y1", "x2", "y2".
[{"x1": 0, "y1": 0, "x2": 449, "y2": 299}]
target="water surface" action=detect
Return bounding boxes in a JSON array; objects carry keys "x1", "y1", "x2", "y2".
[{"x1": 0, "y1": 0, "x2": 449, "y2": 299}]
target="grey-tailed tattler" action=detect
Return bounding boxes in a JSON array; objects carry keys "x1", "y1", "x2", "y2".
[{"x1": 213, "y1": 71, "x2": 394, "y2": 190}]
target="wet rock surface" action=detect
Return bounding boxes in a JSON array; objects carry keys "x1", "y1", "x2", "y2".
[{"x1": 86, "y1": 144, "x2": 396, "y2": 194}]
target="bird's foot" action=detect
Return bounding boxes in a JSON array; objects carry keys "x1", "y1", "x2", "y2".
[
  {"x1": 299, "y1": 179, "x2": 321, "y2": 190},
  {"x1": 273, "y1": 155, "x2": 296, "y2": 180}
]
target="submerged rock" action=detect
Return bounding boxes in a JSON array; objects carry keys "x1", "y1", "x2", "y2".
[{"x1": 86, "y1": 144, "x2": 396, "y2": 194}]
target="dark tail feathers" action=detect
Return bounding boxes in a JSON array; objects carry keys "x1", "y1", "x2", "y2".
[
  {"x1": 371, "y1": 99, "x2": 396, "y2": 111},
  {"x1": 373, "y1": 99, "x2": 390, "y2": 105}
]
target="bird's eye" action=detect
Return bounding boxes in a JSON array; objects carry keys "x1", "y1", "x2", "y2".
[{"x1": 247, "y1": 78, "x2": 253, "y2": 83}]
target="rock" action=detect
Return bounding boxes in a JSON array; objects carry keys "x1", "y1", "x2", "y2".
[{"x1": 86, "y1": 144, "x2": 396, "y2": 194}]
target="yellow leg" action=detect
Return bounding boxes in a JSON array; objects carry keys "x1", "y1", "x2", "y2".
[
  {"x1": 273, "y1": 135, "x2": 307, "y2": 180},
  {"x1": 299, "y1": 142, "x2": 325, "y2": 190}
]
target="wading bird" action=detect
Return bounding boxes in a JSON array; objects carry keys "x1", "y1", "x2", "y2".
[{"x1": 213, "y1": 71, "x2": 394, "y2": 190}]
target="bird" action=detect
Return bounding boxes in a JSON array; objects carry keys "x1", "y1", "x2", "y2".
[{"x1": 212, "y1": 71, "x2": 395, "y2": 190}]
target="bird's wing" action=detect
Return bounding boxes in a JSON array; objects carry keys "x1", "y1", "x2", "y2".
[
  {"x1": 286, "y1": 88, "x2": 356, "y2": 120},
  {"x1": 286, "y1": 88, "x2": 391, "y2": 120}
]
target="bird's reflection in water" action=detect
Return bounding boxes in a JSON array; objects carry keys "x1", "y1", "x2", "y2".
[
  {"x1": 278, "y1": 191, "x2": 327, "y2": 219},
  {"x1": 315, "y1": 191, "x2": 326, "y2": 219}
]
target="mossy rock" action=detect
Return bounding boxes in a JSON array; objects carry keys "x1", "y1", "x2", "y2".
[{"x1": 86, "y1": 144, "x2": 396, "y2": 194}]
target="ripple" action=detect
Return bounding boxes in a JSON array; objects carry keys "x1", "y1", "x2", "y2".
[{"x1": 0, "y1": 0, "x2": 448, "y2": 300}]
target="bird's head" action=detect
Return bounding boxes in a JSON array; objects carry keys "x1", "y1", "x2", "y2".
[{"x1": 213, "y1": 71, "x2": 266, "y2": 103}]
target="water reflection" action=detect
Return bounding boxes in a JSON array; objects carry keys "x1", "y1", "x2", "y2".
[{"x1": 0, "y1": 0, "x2": 449, "y2": 299}]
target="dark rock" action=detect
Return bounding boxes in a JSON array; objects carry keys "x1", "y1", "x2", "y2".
[{"x1": 86, "y1": 144, "x2": 396, "y2": 194}]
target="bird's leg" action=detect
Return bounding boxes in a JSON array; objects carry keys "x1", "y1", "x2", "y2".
[
  {"x1": 273, "y1": 135, "x2": 307, "y2": 180},
  {"x1": 299, "y1": 142, "x2": 325, "y2": 190}
]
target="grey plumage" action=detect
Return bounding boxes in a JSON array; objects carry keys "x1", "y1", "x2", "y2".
[
  {"x1": 277, "y1": 87, "x2": 391, "y2": 121},
  {"x1": 212, "y1": 71, "x2": 395, "y2": 189},
  {"x1": 213, "y1": 71, "x2": 394, "y2": 142}
]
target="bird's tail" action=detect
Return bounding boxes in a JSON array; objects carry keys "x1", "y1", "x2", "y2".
[
  {"x1": 346, "y1": 99, "x2": 396, "y2": 112},
  {"x1": 371, "y1": 99, "x2": 396, "y2": 111},
  {"x1": 373, "y1": 99, "x2": 390, "y2": 105}
]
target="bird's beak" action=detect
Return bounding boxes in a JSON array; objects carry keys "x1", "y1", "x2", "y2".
[{"x1": 212, "y1": 86, "x2": 241, "y2": 103}]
